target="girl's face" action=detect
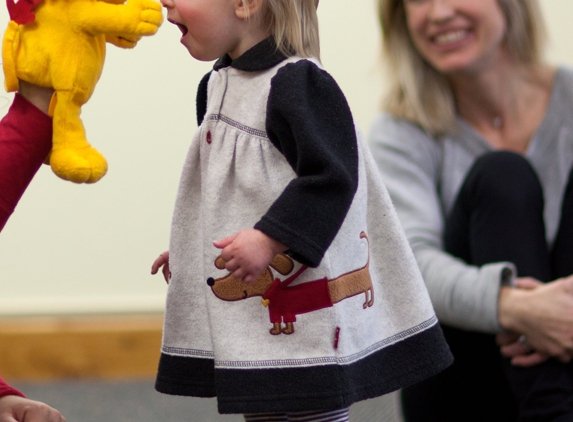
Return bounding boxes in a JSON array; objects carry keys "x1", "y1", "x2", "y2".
[
  {"x1": 160, "y1": 0, "x2": 244, "y2": 61},
  {"x1": 403, "y1": 0, "x2": 507, "y2": 75}
]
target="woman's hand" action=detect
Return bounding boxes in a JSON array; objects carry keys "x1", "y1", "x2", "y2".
[
  {"x1": 497, "y1": 330, "x2": 551, "y2": 367},
  {"x1": 213, "y1": 229, "x2": 286, "y2": 284},
  {"x1": 151, "y1": 251, "x2": 170, "y2": 283},
  {"x1": 0, "y1": 395, "x2": 65, "y2": 422},
  {"x1": 498, "y1": 275, "x2": 573, "y2": 362}
]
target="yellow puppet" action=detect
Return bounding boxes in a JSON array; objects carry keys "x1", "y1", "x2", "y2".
[{"x1": 2, "y1": 0, "x2": 163, "y2": 184}]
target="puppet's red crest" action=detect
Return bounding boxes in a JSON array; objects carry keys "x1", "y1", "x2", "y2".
[{"x1": 6, "y1": 0, "x2": 44, "y2": 25}]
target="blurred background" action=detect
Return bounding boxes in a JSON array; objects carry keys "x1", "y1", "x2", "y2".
[{"x1": 1, "y1": 1, "x2": 573, "y2": 420}]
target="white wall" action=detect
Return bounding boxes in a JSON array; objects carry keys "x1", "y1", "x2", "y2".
[{"x1": 0, "y1": 1, "x2": 571, "y2": 316}]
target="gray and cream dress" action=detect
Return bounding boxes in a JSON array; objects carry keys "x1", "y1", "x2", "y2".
[{"x1": 155, "y1": 38, "x2": 452, "y2": 414}]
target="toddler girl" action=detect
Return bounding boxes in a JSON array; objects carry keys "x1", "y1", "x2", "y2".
[{"x1": 152, "y1": 0, "x2": 452, "y2": 420}]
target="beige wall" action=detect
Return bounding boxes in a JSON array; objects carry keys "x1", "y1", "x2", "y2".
[{"x1": 0, "y1": 1, "x2": 571, "y2": 316}]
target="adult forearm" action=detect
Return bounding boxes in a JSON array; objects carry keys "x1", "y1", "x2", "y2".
[{"x1": 17, "y1": 80, "x2": 54, "y2": 115}]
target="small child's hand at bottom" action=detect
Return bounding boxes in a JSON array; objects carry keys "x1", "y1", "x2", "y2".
[
  {"x1": 151, "y1": 251, "x2": 170, "y2": 283},
  {"x1": 214, "y1": 229, "x2": 286, "y2": 283}
]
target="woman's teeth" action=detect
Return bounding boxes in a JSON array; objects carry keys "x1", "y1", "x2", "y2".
[{"x1": 434, "y1": 30, "x2": 468, "y2": 45}]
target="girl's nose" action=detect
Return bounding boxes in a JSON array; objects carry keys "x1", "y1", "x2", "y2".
[{"x1": 160, "y1": 0, "x2": 173, "y2": 8}]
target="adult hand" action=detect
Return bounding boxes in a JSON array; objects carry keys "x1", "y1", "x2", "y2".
[
  {"x1": 17, "y1": 80, "x2": 54, "y2": 116},
  {"x1": 0, "y1": 395, "x2": 65, "y2": 422},
  {"x1": 213, "y1": 229, "x2": 286, "y2": 284},
  {"x1": 498, "y1": 275, "x2": 573, "y2": 361},
  {"x1": 497, "y1": 330, "x2": 550, "y2": 367},
  {"x1": 151, "y1": 251, "x2": 170, "y2": 283}
]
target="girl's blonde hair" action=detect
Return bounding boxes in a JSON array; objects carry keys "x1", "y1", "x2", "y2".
[
  {"x1": 378, "y1": 0, "x2": 547, "y2": 135},
  {"x1": 247, "y1": 0, "x2": 320, "y2": 60}
]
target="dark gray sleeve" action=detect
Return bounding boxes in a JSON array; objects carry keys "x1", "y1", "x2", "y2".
[
  {"x1": 368, "y1": 113, "x2": 509, "y2": 333},
  {"x1": 196, "y1": 71, "x2": 211, "y2": 126},
  {"x1": 254, "y1": 60, "x2": 359, "y2": 267}
]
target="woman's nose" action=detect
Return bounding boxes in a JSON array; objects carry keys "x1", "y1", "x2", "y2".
[
  {"x1": 160, "y1": 0, "x2": 173, "y2": 8},
  {"x1": 428, "y1": 0, "x2": 455, "y2": 23}
]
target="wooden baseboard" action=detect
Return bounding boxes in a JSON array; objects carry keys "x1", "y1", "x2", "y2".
[{"x1": 0, "y1": 314, "x2": 163, "y2": 380}]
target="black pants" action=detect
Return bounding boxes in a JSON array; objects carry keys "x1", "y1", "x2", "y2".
[{"x1": 402, "y1": 151, "x2": 573, "y2": 422}]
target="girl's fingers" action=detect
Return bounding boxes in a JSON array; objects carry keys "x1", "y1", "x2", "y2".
[
  {"x1": 213, "y1": 233, "x2": 238, "y2": 249},
  {"x1": 151, "y1": 251, "x2": 169, "y2": 274},
  {"x1": 151, "y1": 257, "x2": 165, "y2": 274},
  {"x1": 162, "y1": 265, "x2": 171, "y2": 283},
  {"x1": 231, "y1": 268, "x2": 246, "y2": 281}
]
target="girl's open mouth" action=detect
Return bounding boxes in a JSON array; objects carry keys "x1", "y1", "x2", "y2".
[
  {"x1": 168, "y1": 19, "x2": 188, "y2": 36},
  {"x1": 176, "y1": 23, "x2": 188, "y2": 36}
]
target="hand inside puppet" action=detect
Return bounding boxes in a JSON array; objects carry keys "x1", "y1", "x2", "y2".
[
  {"x1": 3, "y1": 0, "x2": 163, "y2": 184},
  {"x1": 0, "y1": 0, "x2": 163, "y2": 231}
]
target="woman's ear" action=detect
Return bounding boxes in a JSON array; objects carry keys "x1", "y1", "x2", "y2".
[{"x1": 235, "y1": 0, "x2": 264, "y2": 20}]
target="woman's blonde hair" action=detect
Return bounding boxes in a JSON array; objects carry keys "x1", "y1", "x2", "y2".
[
  {"x1": 247, "y1": 0, "x2": 320, "y2": 60},
  {"x1": 378, "y1": 0, "x2": 547, "y2": 135}
]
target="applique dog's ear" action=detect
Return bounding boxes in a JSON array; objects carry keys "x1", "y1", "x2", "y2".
[
  {"x1": 269, "y1": 254, "x2": 294, "y2": 275},
  {"x1": 214, "y1": 256, "x2": 226, "y2": 270}
]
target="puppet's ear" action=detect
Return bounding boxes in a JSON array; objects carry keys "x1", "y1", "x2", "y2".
[
  {"x1": 235, "y1": 0, "x2": 264, "y2": 20},
  {"x1": 269, "y1": 254, "x2": 294, "y2": 275}
]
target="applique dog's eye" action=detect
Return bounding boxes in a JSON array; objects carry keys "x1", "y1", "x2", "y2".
[{"x1": 206, "y1": 131, "x2": 212, "y2": 144}]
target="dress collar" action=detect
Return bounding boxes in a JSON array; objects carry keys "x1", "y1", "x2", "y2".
[{"x1": 213, "y1": 37, "x2": 287, "y2": 72}]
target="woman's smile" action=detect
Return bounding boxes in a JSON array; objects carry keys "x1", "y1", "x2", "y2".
[{"x1": 432, "y1": 29, "x2": 470, "y2": 46}]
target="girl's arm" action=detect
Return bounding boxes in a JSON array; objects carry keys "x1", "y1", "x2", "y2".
[
  {"x1": 215, "y1": 60, "x2": 359, "y2": 282},
  {"x1": 256, "y1": 60, "x2": 359, "y2": 267}
]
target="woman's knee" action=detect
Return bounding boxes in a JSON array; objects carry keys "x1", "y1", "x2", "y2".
[{"x1": 462, "y1": 151, "x2": 543, "y2": 209}]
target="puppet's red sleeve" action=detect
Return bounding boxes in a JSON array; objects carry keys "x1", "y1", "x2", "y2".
[
  {"x1": 0, "y1": 374, "x2": 25, "y2": 398},
  {"x1": 0, "y1": 93, "x2": 52, "y2": 232}
]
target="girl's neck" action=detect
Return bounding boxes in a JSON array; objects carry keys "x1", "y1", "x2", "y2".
[
  {"x1": 449, "y1": 59, "x2": 555, "y2": 153},
  {"x1": 228, "y1": 25, "x2": 271, "y2": 60}
]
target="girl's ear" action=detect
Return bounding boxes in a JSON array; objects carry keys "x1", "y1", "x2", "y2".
[{"x1": 235, "y1": 0, "x2": 264, "y2": 20}]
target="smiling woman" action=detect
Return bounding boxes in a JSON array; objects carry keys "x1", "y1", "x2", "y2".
[
  {"x1": 370, "y1": 0, "x2": 573, "y2": 421},
  {"x1": 404, "y1": 0, "x2": 507, "y2": 74}
]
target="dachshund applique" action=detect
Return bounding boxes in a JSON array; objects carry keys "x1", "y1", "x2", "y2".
[
  {"x1": 2, "y1": 0, "x2": 163, "y2": 183},
  {"x1": 207, "y1": 232, "x2": 374, "y2": 335}
]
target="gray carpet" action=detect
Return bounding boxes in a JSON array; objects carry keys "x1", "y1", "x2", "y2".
[{"x1": 11, "y1": 379, "x2": 403, "y2": 422}]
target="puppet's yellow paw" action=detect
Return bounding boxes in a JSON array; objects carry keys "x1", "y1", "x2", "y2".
[
  {"x1": 50, "y1": 147, "x2": 108, "y2": 184},
  {"x1": 125, "y1": 0, "x2": 164, "y2": 35}
]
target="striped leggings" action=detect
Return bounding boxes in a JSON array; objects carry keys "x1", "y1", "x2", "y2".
[{"x1": 244, "y1": 408, "x2": 350, "y2": 422}]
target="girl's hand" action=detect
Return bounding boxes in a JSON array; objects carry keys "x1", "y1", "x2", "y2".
[
  {"x1": 213, "y1": 229, "x2": 286, "y2": 284},
  {"x1": 151, "y1": 251, "x2": 170, "y2": 283},
  {"x1": 0, "y1": 395, "x2": 66, "y2": 422},
  {"x1": 498, "y1": 275, "x2": 573, "y2": 361}
]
